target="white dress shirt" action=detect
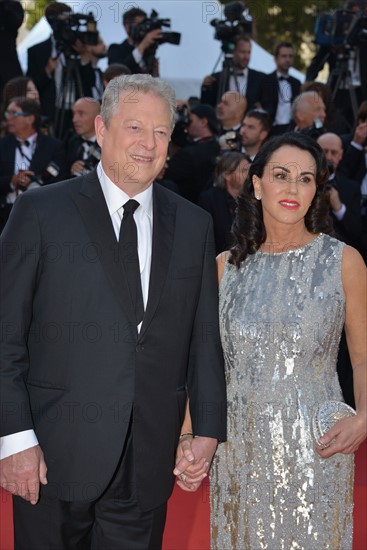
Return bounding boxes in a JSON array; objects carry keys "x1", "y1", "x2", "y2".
[
  {"x1": 229, "y1": 67, "x2": 248, "y2": 96},
  {"x1": 274, "y1": 72, "x2": 292, "y2": 126},
  {"x1": 0, "y1": 162, "x2": 153, "y2": 459}
]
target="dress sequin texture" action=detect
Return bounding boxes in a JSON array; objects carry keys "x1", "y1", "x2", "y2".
[{"x1": 211, "y1": 234, "x2": 354, "y2": 550}]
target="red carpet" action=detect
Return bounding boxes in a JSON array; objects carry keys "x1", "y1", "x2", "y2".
[{"x1": 1, "y1": 441, "x2": 366, "y2": 549}]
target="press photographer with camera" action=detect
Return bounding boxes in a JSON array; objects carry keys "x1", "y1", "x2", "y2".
[
  {"x1": 306, "y1": 0, "x2": 367, "y2": 122},
  {"x1": 66, "y1": 97, "x2": 101, "y2": 177},
  {"x1": 0, "y1": 97, "x2": 66, "y2": 232},
  {"x1": 108, "y1": 7, "x2": 177, "y2": 77},
  {"x1": 27, "y1": 2, "x2": 99, "y2": 139}
]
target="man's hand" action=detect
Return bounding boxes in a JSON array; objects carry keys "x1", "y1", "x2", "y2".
[
  {"x1": 137, "y1": 29, "x2": 162, "y2": 54},
  {"x1": 0, "y1": 445, "x2": 47, "y2": 505},
  {"x1": 174, "y1": 436, "x2": 217, "y2": 492},
  {"x1": 353, "y1": 120, "x2": 367, "y2": 146},
  {"x1": 45, "y1": 56, "x2": 59, "y2": 78},
  {"x1": 11, "y1": 170, "x2": 35, "y2": 190},
  {"x1": 329, "y1": 186, "x2": 343, "y2": 212},
  {"x1": 202, "y1": 75, "x2": 216, "y2": 88},
  {"x1": 70, "y1": 160, "x2": 86, "y2": 176}
]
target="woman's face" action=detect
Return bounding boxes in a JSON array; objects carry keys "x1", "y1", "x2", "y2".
[
  {"x1": 225, "y1": 159, "x2": 251, "y2": 193},
  {"x1": 252, "y1": 145, "x2": 317, "y2": 229},
  {"x1": 26, "y1": 81, "x2": 40, "y2": 103}
]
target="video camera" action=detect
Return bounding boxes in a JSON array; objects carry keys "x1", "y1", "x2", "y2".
[
  {"x1": 49, "y1": 12, "x2": 99, "y2": 56},
  {"x1": 210, "y1": 1, "x2": 252, "y2": 54},
  {"x1": 130, "y1": 9, "x2": 181, "y2": 47},
  {"x1": 315, "y1": 3, "x2": 367, "y2": 48}
]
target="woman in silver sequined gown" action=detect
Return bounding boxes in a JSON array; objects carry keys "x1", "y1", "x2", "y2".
[{"x1": 209, "y1": 134, "x2": 367, "y2": 550}]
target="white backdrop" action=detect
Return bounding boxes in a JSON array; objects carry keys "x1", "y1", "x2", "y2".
[{"x1": 17, "y1": 0, "x2": 304, "y2": 99}]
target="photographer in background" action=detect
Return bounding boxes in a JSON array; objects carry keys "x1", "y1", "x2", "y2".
[
  {"x1": 108, "y1": 7, "x2": 162, "y2": 75},
  {"x1": 201, "y1": 34, "x2": 264, "y2": 110},
  {"x1": 0, "y1": 0, "x2": 24, "y2": 98},
  {"x1": 27, "y1": 2, "x2": 97, "y2": 138},
  {"x1": 165, "y1": 104, "x2": 220, "y2": 204},
  {"x1": 239, "y1": 108, "x2": 271, "y2": 160},
  {"x1": 66, "y1": 97, "x2": 101, "y2": 177},
  {"x1": 0, "y1": 97, "x2": 66, "y2": 232}
]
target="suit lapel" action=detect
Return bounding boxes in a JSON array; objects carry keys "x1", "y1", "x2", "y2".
[
  {"x1": 71, "y1": 171, "x2": 137, "y2": 330},
  {"x1": 139, "y1": 183, "x2": 176, "y2": 339}
]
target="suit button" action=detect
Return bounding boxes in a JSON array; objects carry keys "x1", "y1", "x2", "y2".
[{"x1": 136, "y1": 344, "x2": 144, "y2": 352}]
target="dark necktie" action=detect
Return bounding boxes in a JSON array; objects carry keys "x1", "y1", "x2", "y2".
[{"x1": 119, "y1": 200, "x2": 144, "y2": 325}]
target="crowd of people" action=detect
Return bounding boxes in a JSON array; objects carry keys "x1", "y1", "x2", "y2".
[{"x1": 0, "y1": 2, "x2": 366, "y2": 550}]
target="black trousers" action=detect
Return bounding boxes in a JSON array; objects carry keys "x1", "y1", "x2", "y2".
[{"x1": 13, "y1": 433, "x2": 167, "y2": 550}]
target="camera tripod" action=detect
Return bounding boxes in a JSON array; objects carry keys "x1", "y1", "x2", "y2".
[
  {"x1": 327, "y1": 49, "x2": 359, "y2": 120},
  {"x1": 54, "y1": 54, "x2": 84, "y2": 140},
  {"x1": 216, "y1": 52, "x2": 242, "y2": 104}
]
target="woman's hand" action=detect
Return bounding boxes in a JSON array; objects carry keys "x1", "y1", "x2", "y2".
[{"x1": 315, "y1": 412, "x2": 367, "y2": 458}]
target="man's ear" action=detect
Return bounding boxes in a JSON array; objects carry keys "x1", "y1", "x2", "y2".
[{"x1": 95, "y1": 115, "x2": 105, "y2": 148}]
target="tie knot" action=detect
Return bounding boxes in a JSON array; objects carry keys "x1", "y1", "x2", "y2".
[
  {"x1": 18, "y1": 139, "x2": 30, "y2": 147},
  {"x1": 123, "y1": 199, "x2": 140, "y2": 215}
]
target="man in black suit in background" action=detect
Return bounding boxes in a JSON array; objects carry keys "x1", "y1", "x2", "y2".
[
  {"x1": 0, "y1": 0, "x2": 24, "y2": 97},
  {"x1": 259, "y1": 42, "x2": 301, "y2": 135},
  {"x1": 0, "y1": 97, "x2": 66, "y2": 232},
  {"x1": 0, "y1": 74, "x2": 226, "y2": 549},
  {"x1": 200, "y1": 34, "x2": 265, "y2": 110},
  {"x1": 27, "y1": 2, "x2": 97, "y2": 138},
  {"x1": 108, "y1": 7, "x2": 162, "y2": 75},
  {"x1": 165, "y1": 104, "x2": 220, "y2": 203}
]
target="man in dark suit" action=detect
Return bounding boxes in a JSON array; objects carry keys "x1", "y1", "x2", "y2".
[
  {"x1": 27, "y1": 2, "x2": 98, "y2": 138},
  {"x1": 200, "y1": 34, "x2": 265, "y2": 110},
  {"x1": 66, "y1": 97, "x2": 101, "y2": 177},
  {"x1": 317, "y1": 132, "x2": 364, "y2": 255},
  {"x1": 259, "y1": 42, "x2": 301, "y2": 135},
  {"x1": 165, "y1": 103, "x2": 220, "y2": 203},
  {"x1": 0, "y1": 97, "x2": 66, "y2": 232},
  {"x1": 108, "y1": 7, "x2": 162, "y2": 75},
  {"x1": 0, "y1": 0, "x2": 24, "y2": 97},
  {"x1": 0, "y1": 74, "x2": 226, "y2": 549}
]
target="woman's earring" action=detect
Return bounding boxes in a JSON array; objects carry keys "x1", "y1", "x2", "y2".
[{"x1": 255, "y1": 193, "x2": 261, "y2": 200}]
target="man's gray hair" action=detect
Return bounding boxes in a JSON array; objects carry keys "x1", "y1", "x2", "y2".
[
  {"x1": 292, "y1": 91, "x2": 319, "y2": 118},
  {"x1": 101, "y1": 74, "x2": 176, "y2": 132}
]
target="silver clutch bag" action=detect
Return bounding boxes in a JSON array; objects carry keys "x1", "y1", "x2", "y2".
[{"x1": 312, "y1": 400, "x2": 356, "y2": 447}]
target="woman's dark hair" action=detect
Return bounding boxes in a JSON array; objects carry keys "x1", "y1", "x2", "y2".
[
  {"x1": 229, "y1": 132, "x2": 333, "y2": 267},
  {"x1": 214, "y1": 152, "x2": 252, "y2": 190}
]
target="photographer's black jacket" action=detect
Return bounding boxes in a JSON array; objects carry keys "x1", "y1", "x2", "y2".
[{"x1": 108, "y1": 39, "x2": 143, "y2": 74}]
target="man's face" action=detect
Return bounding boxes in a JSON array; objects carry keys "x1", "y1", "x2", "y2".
[
  {"x1": 276, "y1": 47, "x2": 294, "y2": 73},
  {"x1": 317, "y1": 134, "x2": 343, "y2": 171},
  {"x1": 298, "y1": 96, "x2": 326, "y2": 128},
  {"x1": 233, "y1": 40, "x2": 251, "y2": 70},
  {"x1": 187, "y1": 114, "x2": 205, "y2": 139},
  {"x1": 72, "y1": 99, "x2": 99, "y2": 138},
  {"x1": 124, "y1": 15, "x2": 145, "y2": 38},
  {"x1": 216, "y1": 92, "x2": 244, "y2": 124},
  {"x1": 89, "y1": 35, "x2": 107, "y2": 59},
  {"x1": 240, "y1": 116, "x2": 265, "y2": 148},
  {"x1": 95, "y1": 91, "x2": 171, "y2": 195},
  {"x1": 5, "y1": 101, "x2": 34, "y2": 137}
]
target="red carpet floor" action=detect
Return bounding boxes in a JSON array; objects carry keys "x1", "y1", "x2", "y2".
[{"x1": 1, "y1": 441, "x2": 366, "y2": 549}]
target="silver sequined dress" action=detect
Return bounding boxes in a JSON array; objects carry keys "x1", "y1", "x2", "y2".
[{"x1": 211, "y1": 234, "x2": 354, "y2": 550}]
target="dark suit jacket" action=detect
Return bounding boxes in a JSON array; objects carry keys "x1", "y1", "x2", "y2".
[
  {"x1": 259, "y1": 71, "x2": 301, "y2": 124},
  {"x1": 165, "y1": 137, "x2": 220, "y2": 204},
  {"x1": 0, "y1": 0, "x2": 24, "y2": 94},
  {"x1": 198, "y1": 186, "x2": 236, "y2": 254},
  {"x1": 331, "y1": 172, "x2": 365, "y2": 256},
  {"x1": 0, "y1": 172, "x2": 226, "y2": 511},
  {"x1": 200, "y1": 68, "x2": 265, "y2": 110},
  {"x1": 0, "y1": 133, "x2": 67, "y2": 197},
  {"x1": 108, "y1": 39, "x2": 143, "y2": 74}
]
